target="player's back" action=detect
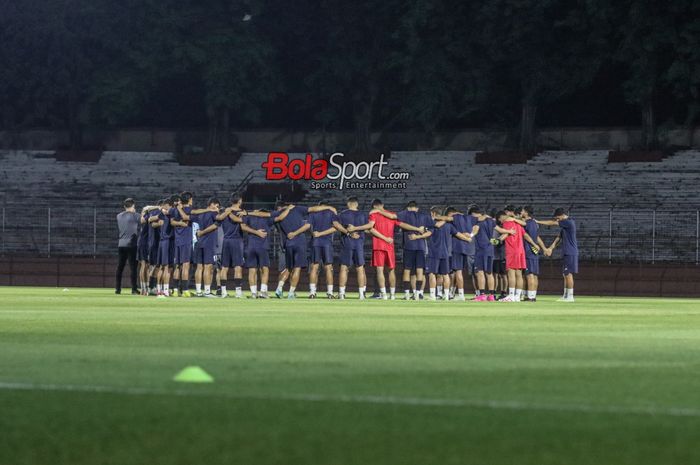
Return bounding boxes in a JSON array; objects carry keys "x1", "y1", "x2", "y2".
[
  {"x1": 503, "y1": 220, "x2": 524, "y2": 250},
  {"x1": 369, "y1": 211, "x2": 397, "y2": 250}
]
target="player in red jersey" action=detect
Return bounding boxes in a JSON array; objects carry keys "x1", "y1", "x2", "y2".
[
  {"x1": 367, "y1": 199, "x2": 426, "y2": 300},
  {"x1": 496, "y1": 210, "x2": 540, "y2": 302}
]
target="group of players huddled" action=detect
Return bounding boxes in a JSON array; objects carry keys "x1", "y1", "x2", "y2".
[{"x1": 129, "y1": 192, "x2": 579, "y2": 302}]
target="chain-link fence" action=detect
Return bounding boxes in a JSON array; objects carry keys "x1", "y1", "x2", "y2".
[{"x1": 0, "y1": 205, "x2": 699, "y2": 263}]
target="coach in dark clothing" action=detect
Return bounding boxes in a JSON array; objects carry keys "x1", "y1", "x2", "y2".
[{"x1": 116, "y1": 198, "x2": 140, "y2": 294}]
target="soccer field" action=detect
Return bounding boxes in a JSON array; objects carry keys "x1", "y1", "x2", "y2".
[{"x1": 1, "y1": 288, "x2": 699, "y2": 465}]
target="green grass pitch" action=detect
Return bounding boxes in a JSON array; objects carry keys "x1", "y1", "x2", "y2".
[{"x1": 1, "y1": 288, "x2": 700, "y2": 465}]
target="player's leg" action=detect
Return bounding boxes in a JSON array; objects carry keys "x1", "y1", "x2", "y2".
[
  {"x1": 289, "y1": 267, "x2": 301, "y2": 298},
  {"x1": 203, "y1": 263, "x2": 214, "y2": 295},
  {"x1": 357, "y1": 264, "x2": 366, "y2": 299},
  {"x1": 260, "y1": 266, "x2": 270, "y2": 298},
  {"x1": 387, "y1": 267, "x2": 396, "y2": 300},
  {"x1": 506, "y1": 268, "x2": 516, "y2": 300},
  {"x1": 415, "y1": 266, "x2": 425, "y2": 300},
  {"x1": 181, "y1": 261, "x2": 191, "y2": 296},
  {"x1": 375, "y1": 265, "x2": 386, "y2": 298},
  {"x1": 565, "y1": 273, "x2": 575, "y2": 301},
  {"x1": 428, "y1": 273, "x2": 437, "y2": 300},
  {"x1": 324, "y1": 264, "x2": 334, "y2": 298},
  {"x1": 127, "y1": 246, "x2": 138, "y2": 294},
  {"x1": 475, "y1": 270, "x2": 487, "y2": 301},
  {"x1": 515, "y1": 269, "x2": 524, "y2": 301},
  {"x1": 115, "y1": 247, "x2": 128, "y2": 294},
  {"x1": 308, "y1": 260, "x2": 319, "y2": 298},
  {"x1": 220, "y1": 266, "x2": 229, "y2": 297},
  {"x1": 233, "y1": 265, "x2": 244, "y2": 298},
  {"x1": 276, "y1": 267, "x2": 288, "y2": 298},
  {"x1": 195, "y1": 264, "x2": 204, "y2": 296},
  {"x1": 442, "y1": 271, "x2": 451, "y2": 301},
  {"x1": 402, "y1": 250, "x2": 414, "y2": 300},
  {"x1": 339, "y1": 264, "x2": 349, "y2": 299},
  {"x1": 248, "y1": 267, "x2": 258, "y2": 298}
]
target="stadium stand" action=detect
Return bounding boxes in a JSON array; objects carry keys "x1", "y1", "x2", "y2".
[{"x1": 1, "y1": 149, "x2": 699, "y2": 261}]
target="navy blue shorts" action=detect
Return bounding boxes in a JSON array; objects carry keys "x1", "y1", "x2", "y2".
[
  {"x1": 451, "y1": 252, "x2": 471, "y2": 272},
  {"x1": 221, "y1": 239, "x2": 245, "y2": 268},
  {"x1": 156, "y1": 240, "x2": 174, "y2": 266},
  {"x1": 285, "y1": 243, "x2": 308, "y2": 269},
  {"x1": 246, "y1": 248, "x2": 270, "y2": 268},
  {"x1": 311, "y1": 245, "x2": 333, "y2": 265},
  {"x1": 137, "y1": 240, "x2": 149, "y2": 262},
  {"x1": 525, "y1": 256, "x2": 540, "y2": 275},
  {"x1": 174, "y1": 243, "x2": 192, "y2": 265},
  {"x1": 403, "y1": 249, "x2": 426, "y2": 271},
  {"x1": 148, "y1": 242, "x2": 159, "y2": 264},
  {"x1": 193, "y1": 246, "x2": 215, "y2": 265},
  {"x1": 474, "y1": 254, "x2": 494, "y2": 273},
  {"x1": 492, "y1": 258, "x2": 506, "y2": 275},
  {"x1": 340, "y1": 245, "x2": 364, "y2": 267},
  {"x1": 428, "y1": 257, "x2": 450, "y2": 275},
  {"x1": 562, "y1": 255, "x2": 578, "y2": 275}
]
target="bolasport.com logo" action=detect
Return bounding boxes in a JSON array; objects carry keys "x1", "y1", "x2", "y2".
[{"x1": 261, "y1": 152, "x2": 410, "y2": 190}]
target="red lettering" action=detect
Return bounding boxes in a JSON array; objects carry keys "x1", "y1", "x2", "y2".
[
  {"x1": 262, "y1": 152, "x2": 289, "y2": 180},
  {"x1": 261, "y1": 152, "x2": 329, "y2": 180}
]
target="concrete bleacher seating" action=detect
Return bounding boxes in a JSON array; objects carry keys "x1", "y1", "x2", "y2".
[{"x1": 1, "y1": 149, "x2": 699, "y2": 261}]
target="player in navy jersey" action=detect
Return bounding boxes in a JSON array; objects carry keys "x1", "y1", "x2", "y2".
[
  {"x1": 216, "y1": 194, "x2": 247, "y2": 298},
  {"x1": 145, "y1": 200, "x2": 164, "y2": 293},
  {"x1": 273, "y1": 222, "x2": 290, "y2": 298},
  {"x1": 153, "y1": 198, "x2": 175, "y2": 297},
  {"x1": 271, "y1": 202, "x2": 336, "y2": 298},
  {"x1": 170, "y1": 192, "x2": 194, "y2": 297},
  {"x1": 334, "y1": 197, "x2": 373, "y2": 300},
  {"x1": 445, "y1": 206, "x2": 478, "y2": 301},
  {"x1": 409, "y1": 207, "x2": 472, "y2": 301},
  {"x1": 137, "y1": 204, "x2": 159, "y2": 295},
  {"x1": 519, "y1": 206, "x2": 548, "y2": 302},
  {"x1": 397, "y1": 201, "x2": 432, "y2": 300},
  {"x1": 308, "y1": 201, "x2": 340, "y2": 298},
  {"x1": 470, "y1": 206, "x2": 516, "y2": 302},
  {"x1": 183, "y1": 198, "x2": 221, "y2": 297},
  {"x1": 242, "y1": 210, "x2": 275, "y2": 298},
  {"x1": 538, "y1": 208, "x2": 579, "y2": 302}
]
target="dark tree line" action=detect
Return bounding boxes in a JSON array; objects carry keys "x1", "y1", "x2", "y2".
[{"x1": 1, "y1": 0, "x2": 699, "y2": 152}]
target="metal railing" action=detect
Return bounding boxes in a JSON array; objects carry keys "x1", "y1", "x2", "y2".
[{"x1": 0, "y1": 205, "x2": 699, "y2": 264}]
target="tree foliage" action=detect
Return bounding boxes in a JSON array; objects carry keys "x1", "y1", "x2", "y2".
[{"x1": 1, "y1": 0, "x2": 699, "y2": 151}]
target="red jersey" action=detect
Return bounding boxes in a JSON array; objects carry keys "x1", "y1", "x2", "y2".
[
  {"x1": 503, "y1": 220, "x2": 525, "y2": 253},
  {"x1": 369, "y1": 211, "x2": 398, "y2": 252}
]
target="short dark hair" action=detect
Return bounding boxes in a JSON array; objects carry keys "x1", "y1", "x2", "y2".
[
  {"x1": 275, "y1": 200, "x2": 287, "y2": 209},
  {"x1": 318, "y1": 200, "x2": 329, "y2": 206},
  {"x1": 444, "y1": 206, "x2": 457, "y2": 215},
  {"x1": 162, "y1": 198, "x2": 173, "y2": 207},
  {"x1": 123, "y1": 198, "x2": 135, "y2": 208},
  {"x1": 553, "y1": 207, "x2": 567, "y2": 217},
  {"x1": 521, "y1": 206, "x2": 534, "y2": 216},
  {"x1": 208, "y1": 197, "x2": 221, "y2": 207},
  {"x1": 346, "y1": 196, "x2": 359, "y2": 204},
  {"x1": 180, "y1": 191, "x2": 193, "y2": 203},
  {"x1": 170, "y1": 194, "x2": 181, "y2": 204},
  {"x1": 468, "y1": 205, "x2": 481, "y2": 215},
  {"x1": 430, "y1": 206, "x2": 443, "y2": 215},
  {"x1": 371, "y1": 198, "x2": 383, "y2": 208},
  {"x1": 495, "y1": 210, "x2": 507, "y2": 219},
  {"x1": 504, "y1": 204, "x2": 516, "y2": 213},
  {"x1": 230, "y1": 193, "x2": 242, "y2": 205},
  {"x1": 406, "y1": 200, "x2": 417, "y2": 209}
]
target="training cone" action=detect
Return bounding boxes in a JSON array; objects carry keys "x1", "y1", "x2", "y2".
[{"x1": 173, "y1": 366, "x2": 214, "y2": 383}]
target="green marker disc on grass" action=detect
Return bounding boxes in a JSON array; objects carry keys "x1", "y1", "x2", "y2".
[{"x1": 173, "y1": 366, "x2": 214, "y2": 383}]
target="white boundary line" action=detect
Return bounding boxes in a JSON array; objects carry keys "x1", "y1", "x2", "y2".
[{"x1": 1, "y1": 381, "x2": 699, "y2": 418}]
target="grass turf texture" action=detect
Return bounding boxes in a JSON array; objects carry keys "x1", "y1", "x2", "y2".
[{"x1": 1, "y1": 288, "x2": 699, "y2": 465}]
